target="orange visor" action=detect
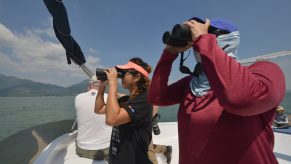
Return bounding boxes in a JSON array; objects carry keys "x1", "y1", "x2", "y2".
[{"x1": 116, "y1": 61, "x2": 149, "y2": 77}]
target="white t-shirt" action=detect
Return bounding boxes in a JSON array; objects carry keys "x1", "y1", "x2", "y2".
[{"x1": 75, "y1": 89, "x2": 112, "y2": 150}]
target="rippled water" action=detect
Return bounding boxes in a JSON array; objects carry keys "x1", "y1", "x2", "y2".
[
  {"x1": 0, "y1": 96, "x2": 75, "y2": 141},
  {"x1": 0, "y1": 92, "x2": 290, "y2": 141},
  {"x1": 0, "y1": 96, "x2": 178, "y2": 141}
]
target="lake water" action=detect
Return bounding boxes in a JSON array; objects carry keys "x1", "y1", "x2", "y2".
[
  {"x1": 0, "y1": 96, "x2": 178, "y2": 141},
  {"x1": 0, "y1": 92, "x2": 290, "y2": 141}
]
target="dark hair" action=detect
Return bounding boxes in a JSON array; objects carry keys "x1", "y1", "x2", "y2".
[{"x1": 129, "y1": 57, "x2": 151, "y2": 98}]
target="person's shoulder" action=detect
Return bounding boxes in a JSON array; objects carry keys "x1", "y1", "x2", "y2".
[
  {"x1": 130, "y1": 93, "x2": 152, "y2": 107},
  {"x1": 248, "y1": 61, "x2": 281, "y2": 70},
  {"x1": 135, "y1": 92, "x2": 148, "y2": 100},
  {"x1": 75, "y1": 90, "x2": 97, "y2": 100},
  {"x1": 74, "y1": 92, "x2": 89, "y2": 105},
  {"x1": 75, "y1": 91, "x2": 88, "y2": 99},
  {"x1": 248, "y1": 61, "x2": 284, "y2": 77}
]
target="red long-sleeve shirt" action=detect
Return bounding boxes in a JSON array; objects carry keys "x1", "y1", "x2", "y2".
[{"x1": 148, "y1": 34, "x2": 285, "y2": 164}]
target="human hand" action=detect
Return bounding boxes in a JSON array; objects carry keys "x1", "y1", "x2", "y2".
[
  {"x1": 105, "y1": 67, "x2": 118, "y2": 85},
  {"x1": 185, "y1": 19, "x2": 210, "y2": 41},
  {"x1": 98, "y1": 80, "x2": 108, "y2": 88}
]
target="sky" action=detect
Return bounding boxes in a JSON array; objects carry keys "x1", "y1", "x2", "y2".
[{"x1": 0, "y1": 0, "x2": 290, "y2": 89}]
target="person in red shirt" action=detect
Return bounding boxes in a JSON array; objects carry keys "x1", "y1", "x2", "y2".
[{"x1": 148, "y1": 17, "x2": 286, "y2": 164}]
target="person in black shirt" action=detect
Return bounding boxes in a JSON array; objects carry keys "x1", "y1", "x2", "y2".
[{"x1": 95, "y1": 57, "x2": 153, "y2": 164}]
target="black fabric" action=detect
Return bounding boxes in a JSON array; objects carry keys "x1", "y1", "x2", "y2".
[
  {"x1": 179, "y1": 52, "x2": 193, "y2": 75},
  {"x1": 193, "y1": 62, "x2": 203, "y2": 77},
  {"x1": 43, "y1": 0, "x2": 86, "y2": 65},
  {"x1": 109, "y1": 92, "x2": 153, "y2": 164}
]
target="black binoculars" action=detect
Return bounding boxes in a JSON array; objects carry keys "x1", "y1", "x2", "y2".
[
  {"x1": 152, "y1": 113, "x2": 161, "y2": 135},
  {"x1": 96, "y1": 67, "x2": 127, "y2": 81},
  {"x1": 162, "y1": 17, "x2": 230, "y2": 46}
]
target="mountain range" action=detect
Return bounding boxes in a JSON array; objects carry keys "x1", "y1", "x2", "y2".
[
  {"x1": 1, "y1": 73, "x2": 289, "y2": 97},
  {"x1": 0, "y1": 73, "x2": 128, "y2": 97}
]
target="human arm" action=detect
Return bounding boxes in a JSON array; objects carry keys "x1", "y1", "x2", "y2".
[
  {"x1": 153, "y1": 105, "x2": 159, "y2": 117},
  {"x1": 147, "y1": 48, "x2": 192, "y2": 106},
  {"x1": 196, "y1": 36, "x2": 285, "y2": 116},
  {"x1": 94, "y1": 81, "x2": 107, "y2": 114},
  {"x1": 186, "y1": 20, "x2": 286, "y2": 116},
  {"x1": 147, "y1": 20, "x2": 208, "y2": 106},
  {"x1": 104, "y1": 67, "x2": 132, "y2": 126}
]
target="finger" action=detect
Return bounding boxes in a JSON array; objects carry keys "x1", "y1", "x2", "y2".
[
  {"x1": 183, "y1": 21, "x2": 188, "y2": 24},
  {"x1": 189, "y1": 19, "x2": 197, "y2": 23},
  {"x1": 104, "y1": 69, "x2": 110, "y2": 75},
  {"x1": 185, "y1": 21, "x2": 194, "y2": 29},
  {"x1": 108, "y1": 67, "x2": 114, "y2": 73},
  {"x1": 109, "y1": 67, "x2": 116, "y2": 74},
  {"x1": 205, "y1": 19, "x2": 211, "y2": 29},
  {"x1": 188, "y1": 20, "x2": 197, "y2": 26}
]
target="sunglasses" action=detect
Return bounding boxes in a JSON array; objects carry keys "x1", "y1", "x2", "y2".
[{"x1": 118, "y1": 70, "x2": 137, "y2": 79}]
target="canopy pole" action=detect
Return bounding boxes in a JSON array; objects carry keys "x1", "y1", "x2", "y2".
[{"x1": 79, "y1": 64, "x2": 94, "y2": 78}]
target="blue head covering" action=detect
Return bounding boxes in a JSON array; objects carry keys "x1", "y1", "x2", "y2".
[
  {"x1": 189, "y1": 17, "x2": 238, "y2": 33},
  {"x1": 210, "y1": 18, "x2": 238, "y2": 33},
  {"x1": 190, "y1": 18, "x2": 240, "y2": 97}
]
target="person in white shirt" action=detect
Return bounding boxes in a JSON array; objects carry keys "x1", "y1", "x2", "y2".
[{"x1": 75, "y1": 80, "x2": 112, "y2": 161}]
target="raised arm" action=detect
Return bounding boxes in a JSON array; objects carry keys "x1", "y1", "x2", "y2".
[
  {"x1": 94, "y1": 82, "x2": 106, "y2": 114},
  {"x1": 104, "y1": 67, "x2": 131, "y2": 126},
  {"x1": 194, "y1": 34, "x2": 285, "y2": 116},
  {"x1": 148, "y1": 49, "x2": 191, "y2": 106}
]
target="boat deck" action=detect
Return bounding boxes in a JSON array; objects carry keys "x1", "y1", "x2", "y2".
[{"x1": 34, "y1": 122, "x2": 291, "y2": 164}]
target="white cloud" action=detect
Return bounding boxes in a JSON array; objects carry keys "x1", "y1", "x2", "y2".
[{"x1": 0, "y1": 21, "x2": 102, "y2": 87}]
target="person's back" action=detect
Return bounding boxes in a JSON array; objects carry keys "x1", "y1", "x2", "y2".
[{"x1": 75, "y1": 82, "x2": 112, "y2": 160}]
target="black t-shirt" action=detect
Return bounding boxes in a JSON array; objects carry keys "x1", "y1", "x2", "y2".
[{"x1": 109, "y1": 92, "x2": 153, "y2": 164}]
